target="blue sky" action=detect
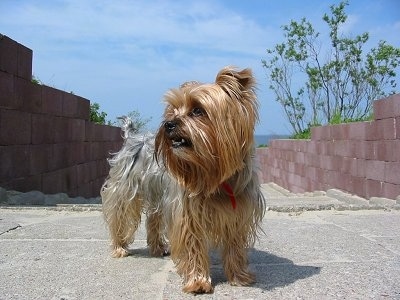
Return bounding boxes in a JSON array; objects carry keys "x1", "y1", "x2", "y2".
[{"x1": 1, "y1": 0, "x2": 399, "y2": 134}]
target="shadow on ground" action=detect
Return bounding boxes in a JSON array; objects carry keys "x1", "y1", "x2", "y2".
[
  {"x1": 209, "y1": 248, "x2": 320, "y2": 291},
  {"x1": 125, "y1": 246, "x2": 320, "y2": 291}
]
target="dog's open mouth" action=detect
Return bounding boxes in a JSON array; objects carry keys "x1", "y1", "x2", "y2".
[{"x1": 171, "y1": 136, "x2": 191, "y2": 148}]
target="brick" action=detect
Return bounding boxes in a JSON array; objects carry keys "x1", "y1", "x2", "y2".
[
  {"x1": 365, "y1": 160, "x2": 385, "y2": 181},
  {"x1": 77, "y1": 96, "x2": 90, "y2": 120},
  {"x1": 82, "y1": 142, "x2": 91, "y2": 162},
  {"x1": 77, "y1": 182, "x2": 94, "y2": 198},
  {"x1": 67, "y1": 118, "x2": 86, "y2": 142},
  {"x1": 0, "y1": 145, "x2": 30, "y2": 181},
  {"x1": 305, "y1": 153, "x2": 321, "y2": 168},
  {"x1": 340, "y1": 157, "x2": 357, "y2": 175},
  {"x1": 350, "y1": 177, "x2": 367, "y2": 198},
  {"x1": 31, "y1": 113, "x2": 55, "y2": 144},
  {"x1": 93, "y1": 124, "x2": 107, "y2": 141},
  {"x1": 334, "y1": 140, "x2": 354, "y2": 157},
  {"x1": 353, "y1": 158, "x2": 366, "y2": 178},
  {"x1": 385, "y1": 162, "x2": 400, "y2": 185},
  {"x1": 17, "y1": 43, "x2": 33, "y2": 80},
  {"x1": 85, "y1": 121, "x2": 95, "y2": 142},
  {"x1": 331, "y1": 170, "x2": 351, "y2": 191},
  {"x1": 348, "y1": 121, "x2": 373, "y2": 140},
  {"x1": 0, "y1": 71, "x2": 19, "y2": 109},
  {"x1": 0, "y1": 35, "x2": 18, "y2": 75},
  {"x1": 293, "y1": 151, "x2": 305, "y2": 164},
  {"x1": 76, "y1": 162, "x2": 91, "y2": 184},
  {"x1": 354, "y1": 141, "x2": 377, "y2": 160},
  {"x1": 397, "y1": 117, "x2": 400, "y2": 140},
  {"x1": 381, "y1": 182, "x2": 400, "y2": 199},
  {"x1": 373, "y1": 94, "x2": 400, "y2": 120},
  {"x1": 62, "y1": 92, "x2": 78, "y2": 118},
  {"x1": 366, "y1": 179, "x2": 383, "y2": 198},
  {"x1": 14, "y1": 77, "x2": 42, "y2": 113},
  {"x1": 42, "y1": 85, "x2": 63, "y2": 116},
  {"x1": 347, "y1": 140, "x2": 359, "y2": 158},
  {"x1": 29, "y1": 144, "x2": 52, "y2": 175},
  {"x1": 50, "y1": 143, "x2": 70, "y2": 171},
  {"x1": 306, "y1": 141, "x2": 317, "y2": 154},
  {"x1": 376, "y1": 140, "x2": 400, "y2": 162},
  {"x1": 331, "y1": 123, "x2": 350, "y2": 140},
  {"x1": 89, "y1": 161, "x2": 98, "y2": 181},
  {"x1": 42, "y1": 170, "x2": 63, "y2": 194},
  {"x1": 42, "y1": 166, "x2": 77, "y2": 195},
  {"x1": 311, "y1": 125, "x2": 330, "y2": 141},
  {"x1": 97, "y1": 159, "x2": 109, "y2": 177},
  {"x1": 0, "y1": 109, "x2": 31, "y2": 145},
  {"x1": 373, "y1": 118, "x2": 396, "y2": 140},
  {"x1": 294, "y1": 140, "x2": 308, "y2": 152},
  {"x1": 53, "y1": 117, "x2": 69, "y2": 143},
  {"x1": 320, "y1": 155, "x2": 340, "y2": 171},
  {"x1": 2, "y1": 175, "x2": 42, "y2": 193},
  {"x1": 68, "y1": 142, "x2": 86, "y2": 165},
  {"x1": 316, "y1": 142, "x2": 328, "y2": 155},
  {"x1": 92, "y1": 177, "x2": 105, "y2": 197}
]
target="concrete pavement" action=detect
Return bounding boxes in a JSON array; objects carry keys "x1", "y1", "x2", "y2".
[{"x1": 1, "y1": 184, "x2": 400, "y2": 299}]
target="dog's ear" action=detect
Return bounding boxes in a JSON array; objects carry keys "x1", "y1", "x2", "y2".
[{"x1": 215, "y1": 66, "x2": 255, "y2": 99}]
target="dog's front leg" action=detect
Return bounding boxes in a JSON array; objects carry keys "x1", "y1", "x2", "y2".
[
  {"x1": 170, "y1": 223, "x2": 213, "y2": 294},
  {"x1": 222, "y1": 233, "x2": 255, "y2": 286}
]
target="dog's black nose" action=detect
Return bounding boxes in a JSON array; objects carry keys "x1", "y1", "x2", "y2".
[{"x1": 164, "y1": 121, "x2": 176, "y2": 133}]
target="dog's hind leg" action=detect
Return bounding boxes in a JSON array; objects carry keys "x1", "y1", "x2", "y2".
[
  {"x1": 102, "y1": 184, "x2": 143, "y2": 258},
  {"x1": 146, "y1": 210, "x2": 169, "y2": 257}
]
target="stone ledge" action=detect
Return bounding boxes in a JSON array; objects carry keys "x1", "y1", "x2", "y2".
[{"x1": 0, "y1": 187, "x2": 101, "y2": 206}]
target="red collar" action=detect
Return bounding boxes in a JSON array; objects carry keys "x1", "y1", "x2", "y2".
[{"x1": 220, "y1": 182, "x2": 236, "y2": 209}]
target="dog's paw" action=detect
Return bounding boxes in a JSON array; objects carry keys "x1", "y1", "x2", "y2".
[
  {"x1": 149, "y1": 244, "x2": 170, "y2": 257},
  {"x1": 111, "y1": 246, "x2": 129, "y2": 258},
  {"x1": 182, "y1": 277, "x2": 213, "y2": 294},
  {"x1": 229, "y1": 270, "x2": 255, "y2": 286}
]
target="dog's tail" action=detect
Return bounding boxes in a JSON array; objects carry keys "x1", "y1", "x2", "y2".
[{"x1": 118, "y1": 116, "x2": 138, "y2": 139}]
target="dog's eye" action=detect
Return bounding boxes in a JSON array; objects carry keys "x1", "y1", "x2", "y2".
[{"x1": 190, "y1": 107, "x2": 205, "y2": 117}]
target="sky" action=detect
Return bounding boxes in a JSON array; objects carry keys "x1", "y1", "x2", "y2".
[{"x1": 1, "y1": 0, "x2": 399, "y2": 135}]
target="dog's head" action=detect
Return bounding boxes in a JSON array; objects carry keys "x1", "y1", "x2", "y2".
[{"x1": 155, "y1": 66, "x2": 258, "y2": 195}]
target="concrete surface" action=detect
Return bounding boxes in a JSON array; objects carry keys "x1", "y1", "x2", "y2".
[{"x1": 1, "y1": 184, "x2": 400, "y2": 299}]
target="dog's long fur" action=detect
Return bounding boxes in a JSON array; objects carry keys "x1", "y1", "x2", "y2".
[{"x1": 101, "y1": 66, "x2": 266, "y2": 293}]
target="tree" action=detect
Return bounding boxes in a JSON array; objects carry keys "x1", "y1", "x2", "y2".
[
  {"x1": 90, "y1": 102, "x2": 108, "y2": 124},
  {"x1": 124, "y1": 110, "x2": 152, "y2": 133},
  {"x1": 262, "y1": 1, "x2": 400, "y2": 135},
  {"x1": 90, "y1": 102, "x2": 151, "y2": 132}
]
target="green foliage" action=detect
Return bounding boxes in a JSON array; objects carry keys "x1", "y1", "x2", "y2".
[
  {"x1": 90, "y1": 102, "x2": 108, "y2": 124},
  {"x1": 289, "y1": 112, "x2": 374, "y2": 140},
  {"x1": 328, "y1": 110, "x2": 374, "y2": 125},
  {"x1": 262, "y1": 0, "x2": 400, "y2": 136},
  {"x1": 31, "y1": 75, "x2": 43, "y2": 85},
  {"x1": 290, "y1": 127, "x2": 311, "y2": 139}
]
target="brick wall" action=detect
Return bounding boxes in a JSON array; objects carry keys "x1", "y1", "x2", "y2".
[
  {"x1": 0, "y1": 35, "x2": 122, "y2": 198},
  {"x1": 256, "y1": 94, "x2": 400, "y2": 199}
]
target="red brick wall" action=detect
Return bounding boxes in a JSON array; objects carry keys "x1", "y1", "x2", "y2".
[
  {"x1": 256, "y1": 94, "x2": 400, "y2": 199},
  {"x1": 0, "y1": 36, "x2": 122, "y2": 197}
]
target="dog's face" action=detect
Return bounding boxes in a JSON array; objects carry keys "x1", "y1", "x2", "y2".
[{"x1": 155, "y1": 66, "x2": 258, "y2": 195}]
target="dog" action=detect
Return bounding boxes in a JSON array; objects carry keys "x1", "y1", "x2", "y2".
[{"x1": 101, "y1": 66, "x2": 266, "y2": 294}]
